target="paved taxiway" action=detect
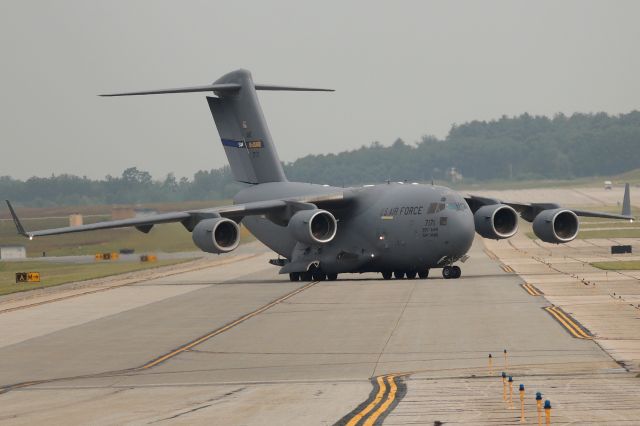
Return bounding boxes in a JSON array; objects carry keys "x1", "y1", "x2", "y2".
[{"x1": 2, "y1": 233, "x2": 639, "y2": 425}]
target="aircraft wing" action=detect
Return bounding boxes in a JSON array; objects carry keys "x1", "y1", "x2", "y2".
[
  {"x1": 5, "y1": 193, "x2": 348, "y2": 239},
  {"x1": 464, "y1": 195, "x2": 634, "y2": 222}
]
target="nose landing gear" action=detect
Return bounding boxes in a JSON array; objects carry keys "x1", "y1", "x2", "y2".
[{"x1": 442, "y1": 265, "x2": 461, "y2": 279}]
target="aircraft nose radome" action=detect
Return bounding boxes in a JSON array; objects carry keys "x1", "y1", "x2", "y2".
[{"x1": 450, "y1": 209, "x2": 476, "y2": 253}]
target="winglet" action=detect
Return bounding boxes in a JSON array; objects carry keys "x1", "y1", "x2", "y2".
[
  {"x1": 5, "y1": 201, "x2": 30, "y2": 238},
  {"x1": 621, "y1": 183, "x2": 631, "y2": 218}
]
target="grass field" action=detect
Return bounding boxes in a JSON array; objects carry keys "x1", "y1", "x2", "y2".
[
  {"x1": 0, "y1": 200, "x2": 254, "y2": 257},
  {"x1": 576, "y1": 229, "x2": 640, "y2": 239},
  {"x1": 0, "y1": 259, "x2": 188, "y2": 296},
  {"x1": 591, "y1": 261, "x2": 640, "y2": 271}
]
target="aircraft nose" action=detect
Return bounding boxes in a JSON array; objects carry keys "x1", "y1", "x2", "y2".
[{"x1": 449, "y1": 208, "x2": 475, "y2": 254}]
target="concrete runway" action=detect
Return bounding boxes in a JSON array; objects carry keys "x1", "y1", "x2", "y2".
[{"x1": 0, "y1": 239, "x2": 637, "y2": 425}]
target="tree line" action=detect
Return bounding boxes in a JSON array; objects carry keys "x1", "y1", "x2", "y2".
[{"x1": 2, "y1": 111, "x2": 639, "y2": 207}]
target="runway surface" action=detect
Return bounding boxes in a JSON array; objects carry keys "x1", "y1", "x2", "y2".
[{"x1": 0, "y1": 238, "x2": 638, "y2": 424}]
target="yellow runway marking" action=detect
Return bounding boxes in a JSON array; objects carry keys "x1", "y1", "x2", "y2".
[
  {"x1": 484, "y1": 248, "x2": 498, "y2": 260},
  {"x1": 500, "y1": 264, "x2": 514, "y2": 273},
  {"x1": 341, "y1": 373, "x2": 406, "y2": 426},
  {"x1": 139, "y1": 280, "x2": 318, "y2": 369},
  {"x1": 364, "y1": 375, "x2": 398, "y2": 426},
  {"x1": 345, "y1": 375, "x2": 387, "y2": 426},
  {"x1": 522, "y1": 283, "x2": 543, "y2": 296},
  {"x1": 544, "y1": 306, "x2": 592, "y2": 339}
]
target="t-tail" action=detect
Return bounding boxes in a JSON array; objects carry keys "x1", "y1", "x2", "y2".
[{"x1": 101, "y1": 69, "x2": 333, "y2": 184}]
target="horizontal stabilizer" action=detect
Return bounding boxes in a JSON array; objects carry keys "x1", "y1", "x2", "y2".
[
  {"x1": 254, "y1": 84, "x2": 334, "y2": 92},
  {"x1": 100, "y1": 83, "x2": 242, "y2": 97},
  {"x1": 100, "y1": 83, "x2": 333, "y2": 97}
]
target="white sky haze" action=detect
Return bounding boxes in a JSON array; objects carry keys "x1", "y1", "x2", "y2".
[{"x1": 1, "y1": 1, "x2": 639, "y2": 179}]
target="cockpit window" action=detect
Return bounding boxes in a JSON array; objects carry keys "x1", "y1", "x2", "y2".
[{"x1": 427, "y1": 203, "x2": 446, "y2": 214}]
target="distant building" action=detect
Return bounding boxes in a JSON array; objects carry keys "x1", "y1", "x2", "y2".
[
  {"x1": 69, "y1": 214, "x2": 83, "y2": 226},
  {"x1": 0, "y1": 245, "x2": 26, "y2": 260}
]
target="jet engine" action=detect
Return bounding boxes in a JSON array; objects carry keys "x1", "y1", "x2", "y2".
[
  {"x1": 473, "y1": 204, "x2": 519, "y2": 239},
  {"x1": 532, "y1": 208, "x2": 579, "y2": 243},
  {"x1": 192, "y1": 217, "x2": 240, "y2": 253},
  {"x1": 287, "y1": 209, "x2": 337, "y2": 245}
]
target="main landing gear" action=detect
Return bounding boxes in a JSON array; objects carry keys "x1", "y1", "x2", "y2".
[
  {"x1": 442, "y1": 265, "x2": 461, "y2": 279},
  {"x1": 289, "y1": 272, "x2": 338, "y2": 282},
  {"x1": 382, "y1": 269, "x2": 429, "y2": 280}
]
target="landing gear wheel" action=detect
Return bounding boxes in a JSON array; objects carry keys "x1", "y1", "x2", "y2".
[
  {"x1": 327, "y1": 273, "x2": 338, "y2": 281},
  {"x1": 451, "y1": 265, "x2": 461, "y2": 279},
  {"x1": 289, "y1": 272, "x2": 300, "y2": 282},
  {"x1": 301, "y1": 271, "x2": 313, "y2": 281},
  {"x1": 393, "y1": 271, "x2": 405, "y2": 280},
  {"x1": 382, "y1": 271, "x2": 392, "y2": 280},
  {"x1": 442, "y1": 266, "x2": 452, "y2": 279},
  {"x1": 312, "y1": 271, "x2": 326, "y2": 281},
  {"x1": 418, "y1": 269, "x2": 429, "y2": 279},
  {"x1": 406, "y1": 271, "x2": 417, "y2": 279}
]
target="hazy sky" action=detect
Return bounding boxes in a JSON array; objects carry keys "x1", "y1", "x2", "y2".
[{"x1": 1, "y1": 1, "x2": 639, "y2": 180}]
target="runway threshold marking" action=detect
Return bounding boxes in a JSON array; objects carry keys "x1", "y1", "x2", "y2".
[
  {"x1": 336, "y1": 374, "x2": 407, "y2": 426},
  {"x1": 544, "y1": 306, "x2": 592, "y2": 339},
  {"x1": 0, "y1": 279, "x2": 318, "y2": 395},
  {"x1": 522, "y1": 283, "x2": 543, "y2": 296}
]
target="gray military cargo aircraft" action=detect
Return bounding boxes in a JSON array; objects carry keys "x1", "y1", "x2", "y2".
[{"x1": 6, "y1": 69, "x2": 634, "y2": 281}]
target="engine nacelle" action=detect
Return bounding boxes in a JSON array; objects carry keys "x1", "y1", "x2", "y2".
[
  {"x1": 192, "y1": 218, "x2": 240, "y2": 254},
  {"x1": 288, "y1": 209, "x2": 337, "y2": 245},
  {"x1": 474, "y1": 204, "x2": 519, "y2": 239},
  {"x1": 532, "y1": 208, "x2": 579, "y2": 243}
]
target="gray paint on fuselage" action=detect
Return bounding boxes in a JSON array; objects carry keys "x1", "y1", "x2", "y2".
[{"x1": 235, "y1": 182, "x2": 475, "y2": 273}]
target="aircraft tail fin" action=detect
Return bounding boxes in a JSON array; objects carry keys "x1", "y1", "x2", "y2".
[
  {"x1": 101, "y1": 69, "x2": 333, "y2": 184},
  {"x1": 622, "y1": 182, "x2": 631, "y2": 217},
  {"x1": 204, "y1": 69, "x2": 333, "y2": 184}
]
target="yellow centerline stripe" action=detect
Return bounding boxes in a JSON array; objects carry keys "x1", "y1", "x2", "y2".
[
  {"x1": 522, "y1": 283, "x2": 542, "y2": 296},
  {"x1": 545, "y1": 307, "x2": 582, "y2": 338},
  {"x1": 500, "y1": 264, "x2": 514, "y2": 273},
  {"x1": 522, "y1": 283, "x2": 535, "y2": 296},
  {"x1": 550, "y1": 307, "x2": 591, "y2": 339},
  {"x1": 139, "y1": 280, "x2": 318, "y2": 370},
  {"x1": 364, "y1": 375, "x2": 398, "y2": 426},
  {"x1": 549, "y1": 306, "x2": 585, "y2": 337},
  {"x1": 345, "y1": 375, "x2": 387, "y2": 426},
  {"x1": 484, "y1": 249, "x2": 498, "y2": 260},
  {"x1": 545, "y1": 306, "x2": 591, "y2": 339}
]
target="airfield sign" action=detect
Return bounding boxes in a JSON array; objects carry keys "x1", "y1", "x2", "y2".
[{"x1": 15, "y1": 272, "x2": 41, "y2": 283}]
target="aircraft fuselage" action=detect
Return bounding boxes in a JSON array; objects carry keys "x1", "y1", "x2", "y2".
[{"x1": 235, "y1": 181, "x2": 475, "y2": 274}]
